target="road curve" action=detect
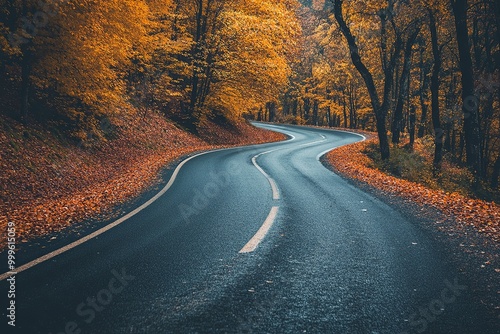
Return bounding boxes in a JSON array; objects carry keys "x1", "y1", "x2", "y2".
[{"x1": 1, "y1": 123, "x2": 497, "y2": 334}]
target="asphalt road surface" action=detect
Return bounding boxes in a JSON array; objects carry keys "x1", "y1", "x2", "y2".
[{"x1": 1, "y1": 123, "x2": 497, "y2": 334}]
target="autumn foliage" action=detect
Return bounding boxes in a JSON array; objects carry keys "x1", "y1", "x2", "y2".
[
  {"x1": 262, "y1": 1, "x2": 500, "y2": 189},
  {"x1": 0, "y1": 0, "x2": 297, "y2": 245},
  {"x1": 0, "y1": 0, "x2": 300, "y2": 133},
  {"x1": 1, "y1": 1, "x2": 499, "y2": 246}
]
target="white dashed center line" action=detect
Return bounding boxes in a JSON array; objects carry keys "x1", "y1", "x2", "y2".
[{"x1": 239, "y1": 206, "x2": 280, "y2": 254}]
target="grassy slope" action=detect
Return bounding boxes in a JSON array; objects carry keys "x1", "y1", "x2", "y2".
[{"x1": 0, "y1": 113, "x2": 285, "y2": 246}]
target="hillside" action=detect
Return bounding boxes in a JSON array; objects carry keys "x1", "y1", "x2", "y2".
[{"x1": 0, "y1": 113, "x2": 285, "y2": 248}]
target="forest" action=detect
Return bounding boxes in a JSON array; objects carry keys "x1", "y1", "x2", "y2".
[
  {"x1": 1, "y1": 2, "x2": 499, "y2": 332},
  {"x1": 1, "y1": 0, "x2": 499, "y2": 192}
]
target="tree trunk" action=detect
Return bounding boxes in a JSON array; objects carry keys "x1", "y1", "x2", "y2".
[
  {"x1": 459, "y1": 132, "x2": 465, "y2": 161},
  {"x1": 303, "y1": 98, "x2": 310, "y2": 121},
  {"x1": 189, "y1": 0, "x2": 205, "y2": 112},
  {"x1": 292, "y1": 99, "x2": 298, "y2": 116},
  {"x1": 409, "y1": 105, "x2": 416, "y2": 151},
  {"x1": 327, "y1": 106, "x2": 331, "y2": 127},
  {"x1": 429, "y1": 9, "x2": 443, "y2": 174},
  {"x1": 417, "y1": 44, "x2": 431, "y2": 138},
  {"x1": 481, "y1": 94, "x2": 494, "y2": 178},
  {"x1": 392, "y1": 26, "x2": 420, "y2": 144},
  {"x1": 267, "y1": 102, "x2": 276, "y2": 122},
  {"x1": 451, "y1": 128, "x2": 457, "y2": 155},
  {"x1": 334, "y1": 0, "x2": 401, "y2": 160},
  {"x1": 494, "y1": 1, "x2": 500, "y2": 44},
  {"x1": 20, "y1": 43, "x2": 33, "y2": 124},
  {"x1": 188, "y1": 0, "x2": 220, "y2": 128},
  {"x1": 342, "y1": 95, "x2": 348, "y2": 128},
  {"x1": 491, "y1": 155, "x2": 500, "y2": 189},
  {"x1": 313, "y1": 100, "x2": 319, "y2": 125},
  {"x1": 349, "y1": 83, "x2": 357, "y2": 129},
  {"x1": 451, "y1": 0, "x2": 483, "y2": 176}
]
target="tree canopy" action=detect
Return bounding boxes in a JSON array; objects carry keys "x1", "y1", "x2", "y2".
[{"x1": 1, "y1": 0, "x2": 499, "y2": 187}]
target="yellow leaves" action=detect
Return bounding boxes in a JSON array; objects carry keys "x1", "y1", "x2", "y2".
[
  {"x1": 0, "y1": 0, "x2": 303, "y2": 128},
  {"x1": 28, "y1": 0, "x2": 155, "y2": 123},
  {"x1": 207, "y1": 0, "x2": 300, "y2": 113}
]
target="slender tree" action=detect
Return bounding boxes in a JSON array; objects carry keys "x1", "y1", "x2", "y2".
[
  {"x1": 392, "y1": 24, "x2": 421, "y2": 144},
  {"x1": 333, "y1": 0, "x2": 403, "y2": 160},
  {"x1": 451, "y1": 0, "x2": 483, "y2": 176},
  {"x1": 428, "y1": 8, "x2": 444, "y2": 173}
]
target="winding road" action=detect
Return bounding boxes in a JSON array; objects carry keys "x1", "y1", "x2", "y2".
[{"x1": 1, "y1": 123, "x2": 497, "y2": 333}]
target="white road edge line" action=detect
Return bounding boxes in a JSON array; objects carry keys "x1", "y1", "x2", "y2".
[
  {"x1": 0, "y1": 148, "x2": 231, "y2": 282},
  {"x1": 316, "y1": 132, "x2": 367, "y2": 161},
  {"x1": 251, "y1": 153, "x2": 272, "y2": 178},
  {"x1": 239, "y1": 206, "x2": 279, "y2": 254},
  {"x1": 0, "y1": 127, "x2": 298, "y2": 281},
  {"x1": 0, "y1": 124, "x2": 354, "y2": 279}
]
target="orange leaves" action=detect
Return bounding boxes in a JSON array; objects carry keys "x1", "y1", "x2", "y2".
[
  {"x1": 197, "y1": 119, "x2": 286, "y2": 146},
  {"x1": 327, "y1": 137, "x2": 500, "y2": 242},
  {"x1": 0, "y1": 113, "x2": 285, "y2": 250}
]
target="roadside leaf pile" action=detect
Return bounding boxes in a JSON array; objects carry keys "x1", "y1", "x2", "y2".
[
  {"x1": 327, "y1": 138, "x2": 500, "y2": 243},
  {"x1": 0, "y1": 114, "x2": 285, "y2": 249}
]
